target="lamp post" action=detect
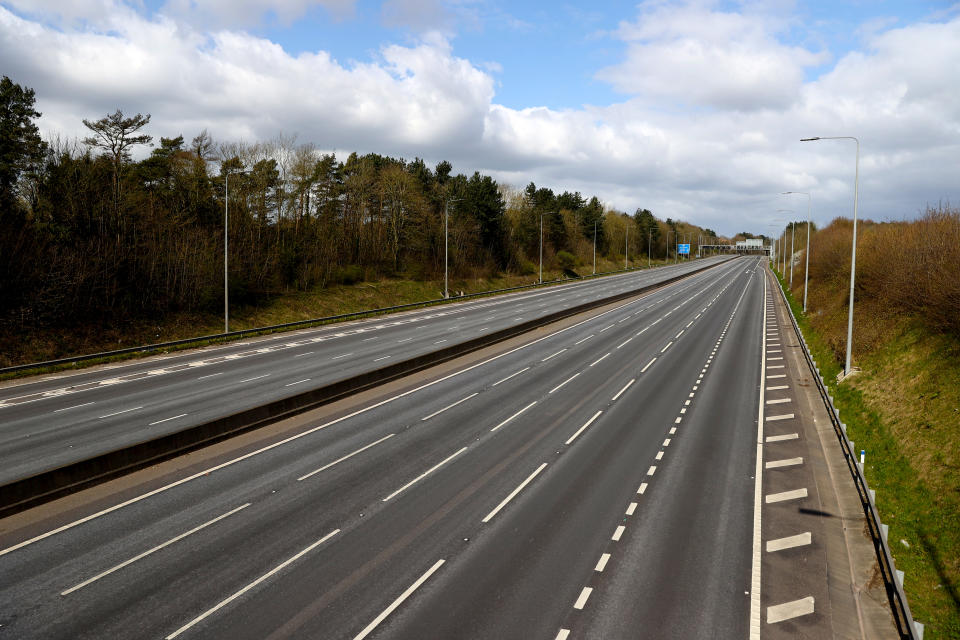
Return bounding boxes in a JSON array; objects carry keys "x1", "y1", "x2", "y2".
[
  {"x1": 783, "y1": 191, "x2": 812, "y2": 313},
  {"x1": 593, "y1": 220, "x2": 597, "y2": 275},
  {"x1": 444, "y1": 198, "x2": 462, "y2": 299},
  {"x1": 777, "y1": 209, "x2": 795, "y2": 288},
  {"x1": 539, "y1": 211, "x2": 544, "y2": 284},
  {"x1": 648, "y1": 228, "x2": 652, "y2": 268},
  {"x1": 801, "y1": 136, "x2": 860, "y2": 377},
  {"x1": 221, "y1": 165, "x2": 250, "y2": 333},
  {"x1": 624, "y1": 223, "x2": 629, "y2": 270}
]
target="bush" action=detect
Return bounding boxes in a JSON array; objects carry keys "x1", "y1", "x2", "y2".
[{"x1": 556, "y1": 251, "x2": 576, "y2": 271}]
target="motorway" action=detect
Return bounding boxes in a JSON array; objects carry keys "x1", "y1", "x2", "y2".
[
  {"x1": 0, "y1": 257, "x2": 727, "y2": 485},
  {"x1": 0, "y1": 256, "x2": 783, "y2": 639}
]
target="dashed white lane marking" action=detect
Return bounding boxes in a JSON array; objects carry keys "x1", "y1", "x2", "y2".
[
  {"x1": 655, "y1": 451, "x2": 664, "y2": 460},
  {"x1": 574, "y1": 334, "x2": 595, "y2": 345},
  {"x1": 765, "y1": 432, "x2": 799, "y2": 442},
  {"x1": 331, "y1": 353, "x2": 353, "y2": 360},
  {"x1": 612, "y1": 526, "x2": 625, "y2": 541},
  {"x1": 54, "y1": 402, "x2": 95, "y2": 412},
  {"x1": 238, "y1": 374, "x2": 270, "y2": 383},
  {"x1": 197, "y1": 372, "x2": 224, "y2": 380},
  {"x1": 397, "y1": 337, "x2": 413, "y2": 343},
  {"x1": 638, "y1": 483, "x2": 648, "y2": 494},
  {"x1": 674, "y1": 417, "x2": 682, "y2": 424},
  {"x1": 767, "y1": 385, "x2": 789, "y2": 391},
  {"x1": 98, "y1": 406, "x2": 143, "y2": 419},
  {"x1": 765, "y1": 413, "x2": 795, "y2": 422},
  {"x1": 765, "y1": 398, "x2": 791, "y2": 405},
  {"x1": 293, "y1": 352, "x2": 315, "y2": 358},
  {"x1": 617, "y1": 337, "x2": 633, "y2": 349},
  {"x1": 373, "y1": 355, "x2": 391, "y2": 362},
  {"x1": 166, "y1": 529, "x2": 340, "y2": 639},
  {"x1": 590, "y1": 353, "x2": 610, "y2": 367},
  {"x1": 352, "y1": 559, "x2": 446, "y2": 640},
  {"x1": 766, "y1": 596, "x2": 815, "y2": 624},
  {"x1": 640, "y1": 358, "x2": 657, "y2": 373},
  {"x1": 285, "y1": 379, "x2": 311, "y2": 387},
  {"x1": 626, "y1": 502, "x2": 637, "y2": 515},
  {"x1": 675, "y1": 330, "x2": 684, "y2": 338},
  {"x1": 765, "y1": 488, "x2": 808, "y2": 503},
  {"x1": 599, "y1": 324, "x2": 615, "y2": 332},
  {"x1": 555, "y1": 630, "x2": 571, "y2": 640},
  {"x1": 660, "y1": 341, "x2": 673, "y2": 353},
  {"x1": 766, "y1": 457, "x2": 803, "y2": 469},
  {"x1": 491, "y1": 401, "x2": 538, "y2": 432},
  {"x1": 611, "y1": 379, "x2": 635, "y2": 401},
  {"x1": 382, "y1": 447, "x2": 468, "y2": 502},
  {"x1": 493, "y1": 367, "x2": 530, "y2": 387},
  {"x1": 595, "y1": 553, "x2": 611, "y2": 572},
  {"x1": 421, "y1": 393, "x2": 479, "y2": 421},
  {"x1": 766, "y1": 374, "x2": 787, "y2": 379},
  {"x1": 647, "y1": 466, "x2": 657, "y2": 476},
  {"x1": 565, "y1": 411, "x2": 603, "y2": 445},
  {"x1": 549, "y1": 373, "x2": 581, "y2": 395},
  {"x1": 542, "y1": 349, "x2": 568, "y2": 362},
  {"x1": 434, "y1": 340, "x2": 447, "y2": 345},
  {"x1": 148, "y1": 413, "x2": 187, "y2": 426},
  {"x1": 766, "y1": 365, "x2": 785, "y2": 370},
  {"x1": 663, "y1": 438, "x2": 671, "y2": 446},
  {"x1": 766, "y1": 532, "x2": 812, "y2": 552},
  {"x1": 298, "y1": 433, "x2": 396, "y2": 481},
  {"x1": 63, "y1": 503, "x2": 251, "y2": 595},
  {"x1": 669, "y1": 427, "x2": 676, "y2": 435},
  {"x1": 574, "y1": 587, "x2": 593, "y2": 609},
  {"x1": 482, "y1": 462, "x2": 548, "y2": 522}
]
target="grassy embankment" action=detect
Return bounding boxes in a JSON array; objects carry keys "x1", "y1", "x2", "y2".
[
  {"x1": 0, "y1": 256, "x2": 675, "y2": 375},
  {"x1": 771, "y1": 208, "x2": 960, "y2": 637}
]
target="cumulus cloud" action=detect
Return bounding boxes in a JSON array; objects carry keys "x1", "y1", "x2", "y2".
[{"x1": 0, "y1": 1, "x2": 957, "y2": 235}]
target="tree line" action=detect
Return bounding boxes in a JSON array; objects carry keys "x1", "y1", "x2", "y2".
[{"x1": 0, "y1": 76, "x2": 719, "y2": 331}]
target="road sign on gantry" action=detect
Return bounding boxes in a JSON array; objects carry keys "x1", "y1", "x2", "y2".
[{"x1": 678, "y1": 244, "x2": 690, "y2": 254}]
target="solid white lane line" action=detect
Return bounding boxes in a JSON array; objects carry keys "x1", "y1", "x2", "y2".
[
  {"x1": 166, "y1": 529, "x2": 340, "y2": 639},
  {"x1": 565, "y1": 411, "x2": 603, "y2": 445},
  {"x1": 285, "y1": 379, "x2": 311, "y2": 387},
  {"x1": 766, "y1": 457, "x2": 803, "y2": 469},
  {"x1": 63, "y1": 504, "x2": 251, "y2": 595},
  {"x1": 491, "y1": 402, "x2": 538, "y2": 432},
  {"x1": 239, "y1": 374, "x2": 270, "y2": 383},
  {"x1": 298, "y1": 434, "x2": 396, "y2": 481},
  {"x1": 766, "y1": 398, "x2": 791, "y2": 405},
  {"x1": 98, "y1": 406, "x2": 143, "y2": 419},
  {"x1": 197, "y1": 372, "x2": 224, "y2": 380},
  {"x1": 55, "y1": 402, "x2": 95, "y2": 412},
  {"x1": 765, "y1": 488, "x2": 808, "y2": 503},
  {"x1": 640, "y1": 357, "x2": 657, "y2": 373},
  {"x1": 626, "y1": 502, "x2": 637, "y2": 515},
  {"x1": 595, "y1": 553, "x2": 611, "y2": 572},
  {"x1": 352, "y1": 558, "x2": 446, "y2": 640},
  {"x1": 590, "y1": 353, "x2": 610, "y2": 367},
  {"x1": 482, "y1": 463, "x2": 548, "y2": 522},
  {"x1": 611, "y1": 379, "x2": 635, "y2": 401},
  {"x1": 750, "y1": 270, "x2": 767, "y2": 640},
  {"x1": 765, "y1": 413, "x2": 795, "y2": 422},
  {"x1": 421, "y1": 393, "x2": 479, "y2": 421},
  {"x1": 542, "y1": 349, "x2": 568, "y2": 362},
  {"x1": 612, "y1": 526, "x2": 625, "y2": 541},
  {"x1": 767, "y1": 597, "x2": 815, "y2": 624},
  {"x1": 549, "y1": 373, "x2": 581, "y2": 395},
  {"x1": 660, "y1": 341, "x2": 673, "y2": 353},
  {"x1": 382, "y1": 447, "x2": 468, "y2": 502},
  {"x1": 492, "y1": 367, "x2": 530, "y2": 387},
  {"x1": 149, "y1": 414, "x2": 187, "y2": 426},
  {"x1": 766, "y1": 532, "x2": 811, "y2": 552},
  {"x1": 574, "y1": 334, "x2": 595, "y2": 345},
  {"x1": 574, "y1": 587, "x2": 593, "y2": 609}
]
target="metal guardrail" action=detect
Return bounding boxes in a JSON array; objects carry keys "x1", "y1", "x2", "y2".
[
  {"x1": 772, "y1": 270, "x2": 923, "y2": 640},
  {"x1": 0, "y1": 262, "x2": 706, "y2": 376}
]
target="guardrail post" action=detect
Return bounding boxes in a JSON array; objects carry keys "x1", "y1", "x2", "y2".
[
  {"x1": 896, "y1": 569, "x2": 905, "y2": 587},
  {"x1": 915, "y1": 621, "x2": 924, "y2": 639},
  {"x1": 881, "y1": 523, "x2": 889, "y2": 542}
]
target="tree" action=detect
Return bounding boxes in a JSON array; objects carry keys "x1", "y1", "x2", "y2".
[
  {"x1": 0, "y1": 76, "x2": 47, "y2": 221},
  {"x1": 82, "y1": 109, "x2": 152, "y2": 230},
  {"x1": 633, "y1": 208, "x2": 660, "y2": 254}
]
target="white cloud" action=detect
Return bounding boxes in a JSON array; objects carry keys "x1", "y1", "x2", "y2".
[
  {"x1": 162, "y1": 0, "x2": 356, "y2": 27},
  {"x1": 0, "y1": 1, "x2": 957, "y2": 235}
]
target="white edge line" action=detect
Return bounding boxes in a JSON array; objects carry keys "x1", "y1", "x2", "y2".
[
  {"x1": 750, "y1": 269, "x2": 767, "y2": 640},
  {"x1": 298, "y1": 434, "x2": 396, "y2": 481},
  {"x1": 352, "y1": 559, "x2": 445, "y2": 640},
  {"x1": 491, "y1": 401, "x2": 538, "y2": 432},
  {"x1": 482, "y1": 462, "x2": 548, "y2": 522},
  {"x1": 165, "y1": 528, "x2": 340, "y2": 639},
  {"x1": 63, "y1": 504, "x2": 251, "y2": 595}
]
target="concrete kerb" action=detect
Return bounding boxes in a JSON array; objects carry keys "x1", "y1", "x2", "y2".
[{"x1": 0, "y1": 257, "x2": 735, "y2": 517}]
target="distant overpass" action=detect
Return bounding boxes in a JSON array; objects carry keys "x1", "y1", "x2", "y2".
[{"x1": 699, "y1": 242, "x2": 772, "y2": 256}]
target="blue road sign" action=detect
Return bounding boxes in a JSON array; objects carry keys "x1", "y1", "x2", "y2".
[{"x1": 678, "y1": 243, "x2": 690, "y2": 254}]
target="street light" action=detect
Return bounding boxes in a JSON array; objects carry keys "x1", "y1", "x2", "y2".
[
  {"x1": 624, "y1": 222, "x2": 629, "y2": 270},
  {"x1": 647, "y1": 228, "x2": 652, "y2": 268},
  {"x1": 222, "y1": 165, "x2": 250, "y2": 333},
  {"x1": 783, "y1": 191, "x2": 812, "y2": 313},
  {"x1": 801, "y1": 135, "x2": 860, "y2": 378},
  {"x1": 593, "y1": 220, "x2": 597, "y2": 275},
  {"x1": 777, "y1": 209, "x2": 795, "y2": 288},
  {"x1": 444, "y1": 198, "x2": 462, "y2": 299}
]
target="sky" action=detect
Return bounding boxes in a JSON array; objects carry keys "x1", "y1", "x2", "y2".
[{"x1": 2, "y1": 0, "x2": 959, "y2": 236}]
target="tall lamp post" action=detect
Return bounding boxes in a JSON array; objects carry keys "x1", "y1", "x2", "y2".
[
  {"x1": 624, "y1": 223, "x2": 629, "y2": 270},
  {"x1": 647, "y1": 228, "x2": 652, "y2": 269},
  {"x1": 444, "y1": 198, "x2": 462, "y2": 299},
  {"x1": 801, "y1": 136, "x2": 860, "y2": 378},
  {"x1": 777, "y1": 209, "x2": 795, "y2": 288},
  {"x1": 222, "y1": 165, "x2": 249, "y2": 334},
  {"x1": 593, "y1": 220, "x2": 597, "y2": 275},
  {"x1": 783, "y1": 191, "x2": 812, "y2": 313}
]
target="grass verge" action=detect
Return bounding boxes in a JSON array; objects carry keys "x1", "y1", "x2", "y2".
[{"x1": 772, "y1": 266, "x2": 960, "y2": 638}]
